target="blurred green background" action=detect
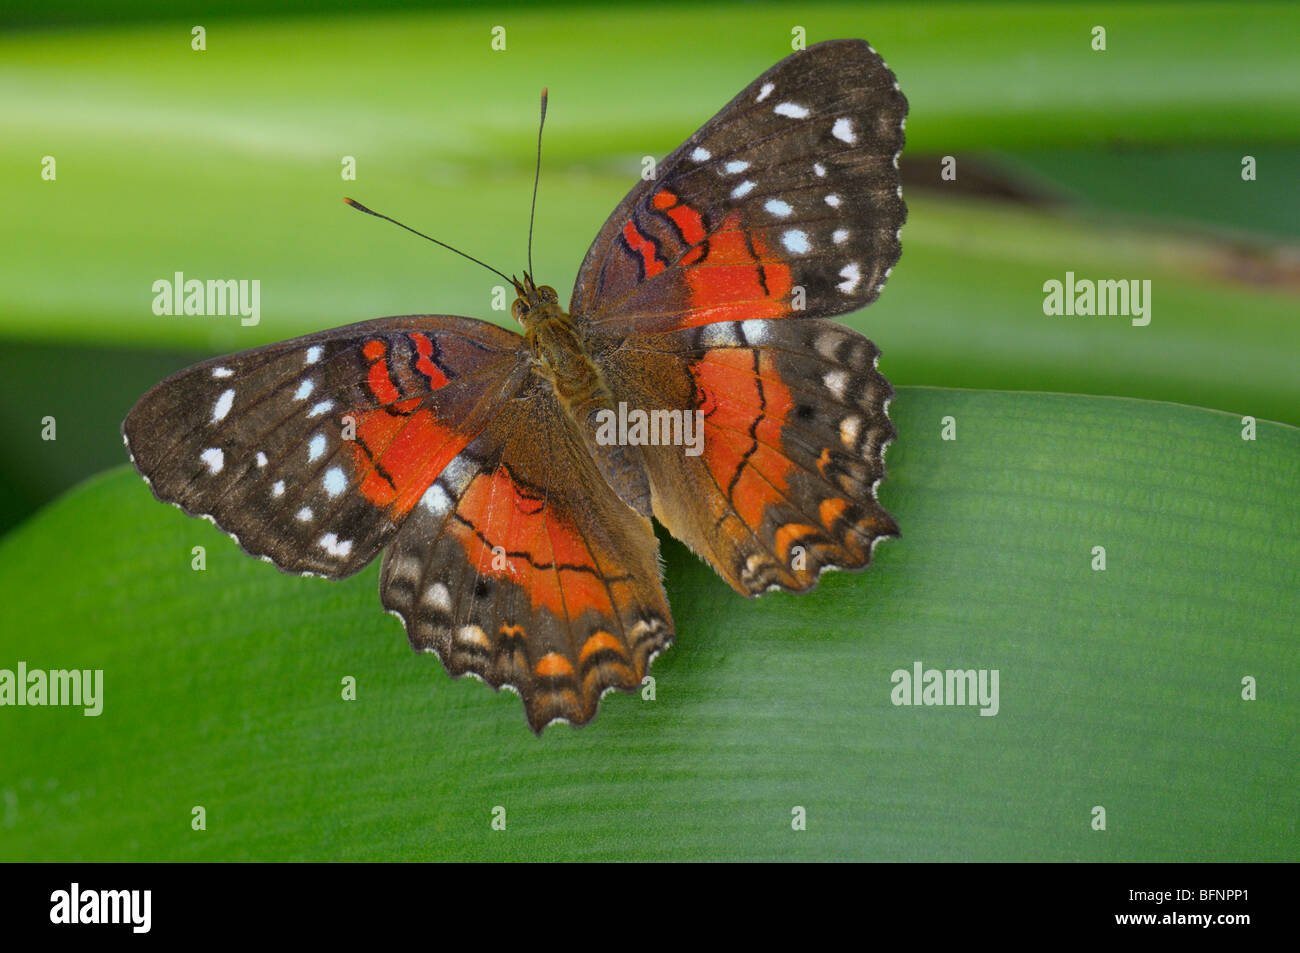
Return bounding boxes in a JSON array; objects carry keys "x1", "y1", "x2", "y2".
[{"x1": 0, "y1": 1, "x2": 1296, "y2": 861}]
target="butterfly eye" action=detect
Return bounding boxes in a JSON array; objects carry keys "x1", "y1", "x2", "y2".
[
  {"x1": 539, "y1": 285, "x2": 559, "y2": 304},
  {"x1": 511, "y1": 299, "x2": 528, "y2": 321}
]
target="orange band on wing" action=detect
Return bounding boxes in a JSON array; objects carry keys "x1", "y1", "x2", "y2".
[
  {"x1": 819, "y1": 497, "x2": 848, "y2": 527},
  {"x1": 452, "y1": 466, "x2": 618, "y2": 620},
  {"x1": 775, "y1": 521, "x2": 820, "y2": 560},
  {"x1": 682, "y1": 211, "x2": 792, "y2": 327},
  {"x1": 622, "y1": 220, "x2": 666, "y2": 279},
  {"x1": 364, "y1": 339, "x2": 401, "y2": 404},
  {"x1": 693, "y1": 349, "x2": 792, "y2": 446},
  {"x1": 409, "y1": 332, "x2": 450, "y2": 390},
  {"x1": 653, "y1": 189, "x2": 708, "y2": 245},
  {"x1": 691, "y1": 348, "x2": 796, "y2": 529},
  {"x1": 536, "y1": 653, "x2": 575, "y2": 678},
  {"x1": 349, "y1": 407, "x2": 469, "y2": 515},
  {"x1": 579, "y1": 630, "x2": 627, "y2": 666}
]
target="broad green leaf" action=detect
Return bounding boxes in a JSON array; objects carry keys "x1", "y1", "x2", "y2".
[{"x1": 1, "y1": 388, "x2": 1294, "y2": 861}]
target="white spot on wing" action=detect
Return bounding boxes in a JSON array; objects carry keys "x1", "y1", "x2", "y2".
[
  {"x1": 423, "y1": 582, "x2": 451, "y2": 611},
  {"x1": 691, "y1": 146, "x2": 711, "y2": 162},
  {"x1": 388, "y1": 555, "x2": 421, "y2": 582},
  {"x1": 319, "y1": 532, "x2": 352, "y2": 557},
  {"x1": 814, "y1": 331, "x2": 841, "y2": 359},
  {"x1": 840, "y1": 415, "x2": 862, "y2": 447},
  {"x1": 824, "y1": 370, "x2": 848, "y2": 400},
  {"x1": 700, "y1": 324, "x2": 739, "y2": 347},
  {"x1": 308, "y1": 433, "x2": 326, "y2": 462},
  {"x1": 200, "y1": 448, "x2": 224, "y2": 474},
  {"x1": 211, "y1": 367, "x2": 233, "y2": 378},
  {"x1": 740, "y1": 319, "x2": 769, "y2": 343},
  {"x1": 256, "y1": 452, "x2": 268, "y2": 468},
  {"x1": 296, "y1": 506, "x2": 313, "y2": 522},
  {"x1": 211, "y1": 389, "x2": 234, "y2": 423},
  {"x1": 813, "y1": 162, "x2": 826, "y2": 177},
  {"x1": 323, "y1": 466, "x2": 345, "y2": 497},
  {"x1": 272, "y1": 480, "x2": 285, "y2": 497},
  {"x1": 307, "y1": 400, "x2": 335, "y2": 418},
  {"x1": 825, "y1": 194, "x2": 841, "y2": 208},
  {"x1": 294, "y1": 379, "x2": 314, "y2": 400},
  {"x1": 764, "y1": 198, "x2": 793, "y2": 217},
  {"x1": 456, "y1": 625, "x2": 490, "y2": 648},
  {"x1": 781, "y1": 229, "x2": 810, "y2": 254},
  {"x1": 832, "y1": 228, "x2": 849, "y2": 244},
  {"x1": 838, "y1": 262, "x2": 862, "y2": 293},
  {"x1": 756, "y1": 82, "x2": 774, "y2": 102},
  {"x1": 421, "y1": 483, "x2": 451, "y2": 516},
  {"x1": 440, "y1": 455, "x2": 475, "y2": 493},
  {"x1": 832, "y1": 117, "x2": 856, "y2": 143},
  {"x1": 774, "y1": 102, "x2": 809, "y2": 118},
  {"x1": 724, "y1": 160, "x2": 749, "y2": 174},
  {"x1": 731, "y1": 180, "x2": 755, "y2": 199},
  {"x1": 305, "y1": 346, "x2": 322, "y2": 364}
]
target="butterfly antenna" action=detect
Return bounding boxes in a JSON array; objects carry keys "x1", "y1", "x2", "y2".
[
  {"x1": 527, "y1": 87, "x2": 548, "y2": 279},
  {"x1": 343, "y1": 197, "x2": 518, "y2": 289}
]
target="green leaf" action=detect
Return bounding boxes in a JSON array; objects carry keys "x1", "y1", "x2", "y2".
[{"x1": 1, "y1": 388, "x2": 1294, "y2": 861}]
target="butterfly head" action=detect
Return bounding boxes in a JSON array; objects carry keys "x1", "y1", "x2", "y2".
[{"x1": 510, "y1": 272, "x2": 562, "y2": 327}]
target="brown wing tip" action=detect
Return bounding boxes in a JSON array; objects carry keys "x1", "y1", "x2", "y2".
[
  {"x1": 523, "y1": 617, "x2": 674, "y2": 734},
  {"x1": 401, "y1": 612, "x2": 675, "y2": 735}
]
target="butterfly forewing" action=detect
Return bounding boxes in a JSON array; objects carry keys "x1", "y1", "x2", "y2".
[
  {"x1": 571, "y1": 38, "x2": 907, "y2": 334},
  {"x1": 123, "y1": 316, "x2": 526, "y2": 578}
]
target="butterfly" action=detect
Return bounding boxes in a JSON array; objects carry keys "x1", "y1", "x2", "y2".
[{"x1": 123, "y1": 38, "x2": 908, "y2": 732}]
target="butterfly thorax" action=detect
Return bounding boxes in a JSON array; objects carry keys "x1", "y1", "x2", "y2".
[
  {"x1": 512, "y1": 275, "x2": 653, "y2": 515},
  {"x1": 514, "y1": 277, "x2": 608, "y2": 407}
]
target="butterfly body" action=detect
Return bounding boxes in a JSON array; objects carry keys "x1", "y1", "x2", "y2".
[
  {"x1": 521, "y1": 284, "x2": 606, "y2": 411},
  {"x1": 125, "y1": 39, "x2": 908, "y2": 731}
]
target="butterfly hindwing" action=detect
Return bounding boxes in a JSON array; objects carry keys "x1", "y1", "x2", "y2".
[
  {"x1": 379, "y1": 375, "x2": 673, "y2": 732},
  {"x1": 596, "y1": 318, "x2": 897, "y2": 594},
  {"x1": 123, "y1": 316, "x2": 526, "y2": 578},
  {"x1": 571, "y1": 38, "x2": 907, "y2": 335}
]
